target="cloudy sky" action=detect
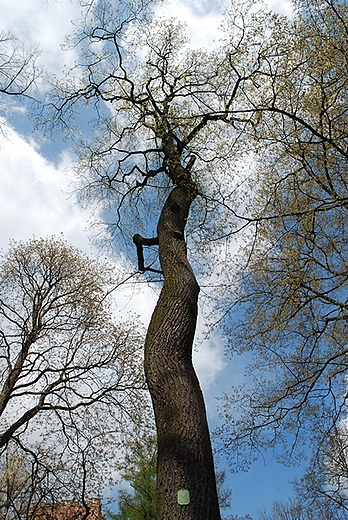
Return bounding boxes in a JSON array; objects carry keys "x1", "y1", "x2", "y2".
[{"x1": 0, "y1": 0, "x2": 299, "y2": 517}]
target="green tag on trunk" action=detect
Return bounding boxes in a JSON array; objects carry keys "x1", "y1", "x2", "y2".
[{"x1": 177, "y1": 489, "x2": 190, "y2": 505}]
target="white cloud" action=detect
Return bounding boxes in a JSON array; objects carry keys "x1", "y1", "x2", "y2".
[
  {"x1": 0, "y1": 0, "x2": 81, "y2": 75},
  {"x1": 154, "y1": 0, "x2": 224, "y2": 49},
  {"x1": 0, "y1": 123, "x2": 160, "y2": 354},
  {"x1": 194, "y1": 335, "x2": 226, "y2": 393},
  {"x1": 0, "y1": 0, "x2": 294, "y2": 100},
  {"x1": 266, "y1": 0, "x2": 293, "y2": 15},
  {"x1": 0, "y1": 124, "x2": 92, "y2": 252}
]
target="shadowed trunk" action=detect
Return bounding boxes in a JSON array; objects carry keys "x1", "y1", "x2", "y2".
[{"x1": 144, "y1": 182, "x2": 221, "y2": 519}]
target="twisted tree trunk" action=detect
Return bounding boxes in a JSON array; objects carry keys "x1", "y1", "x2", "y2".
[{"x1": 144, "y1": 180, "x2": 221, "y2": 519}]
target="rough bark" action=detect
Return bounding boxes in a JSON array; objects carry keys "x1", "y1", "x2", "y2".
[{"x1": 144, "y1": 180, "x2": 221, "y2": 519}]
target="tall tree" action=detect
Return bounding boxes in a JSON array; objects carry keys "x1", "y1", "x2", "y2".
[
  {"x1": 46, "y1": 0, "x2": 348, "y2": 515},
  {"x1": 46, "y1": 0, "x2": 292, "y2": 517},
  {"x1": 0, "y1": 236, "x2": 148, "y2": 518},
  {"x1": 215, "y1": 0, "x2": 348, "y2": 501}
]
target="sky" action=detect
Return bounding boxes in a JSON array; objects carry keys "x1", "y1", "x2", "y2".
[{"x1": 0, "y1": 0, "x2": 300, "y2": 517}]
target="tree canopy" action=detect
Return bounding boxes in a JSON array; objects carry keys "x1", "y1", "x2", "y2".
[
  {"x1": 217, "y1": 0, "x2": 348, "y2": 478},
  {"x1": 0, "y1": 236, "x2": 148, "y2": 516}
]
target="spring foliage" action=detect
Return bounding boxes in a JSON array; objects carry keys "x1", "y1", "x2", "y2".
[{"x1": 0, "y1": 236, "x2": 148, "y2": 513}]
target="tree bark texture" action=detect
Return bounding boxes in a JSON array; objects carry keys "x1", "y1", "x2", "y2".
[{"x1": 144, "y1": 183, "x2": 221, "y2": 519}]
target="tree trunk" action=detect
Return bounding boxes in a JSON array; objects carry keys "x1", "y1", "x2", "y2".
[{"x1": 144, "y1": 183, "x2": 221, "y2": 520}]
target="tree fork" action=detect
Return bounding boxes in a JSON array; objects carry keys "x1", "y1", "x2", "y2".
[{"x1": 141, "y1": 182, "x2": 221, "y2": 519}]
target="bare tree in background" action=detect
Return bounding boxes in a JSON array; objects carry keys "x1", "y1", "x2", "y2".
[
  {"x1": 0, "y1": 32, "x2": 41, "y2": 128},
  {"x1": 0, "y1": 236, "x2": 148, "y2": 518},
  {"x1": 217, "y1": 0, "x2": 348, "y2": 474}
]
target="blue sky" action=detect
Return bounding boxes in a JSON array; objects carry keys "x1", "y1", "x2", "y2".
[{"x1": 0, "y1": 0, "x2": 302, "y2": 517}]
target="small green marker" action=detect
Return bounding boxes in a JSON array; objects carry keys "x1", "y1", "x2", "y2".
[{"x1": 177, "y1": 489, "x2": 190, "y2": 505}]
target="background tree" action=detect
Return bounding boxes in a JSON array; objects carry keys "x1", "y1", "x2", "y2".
[
  {"x1": 111, "y1": 433, "x2": 157, "y2": 520},
  {"x1": 257, "y1": 496, "x2": 348, "y2": 520},
  {"x1": 0, "y1": 445, "x2": 36, "y2": 520},
  {"x1": 292, "y1": 422, "x2": 348, "y2": 515},
  {"x1": 0, "y1": 31, "x2": 41, "y2": 130},
  {"x1": 0, "y1": 442, "x2": 60, "y2": 520},
  {"x1": 215, "y1": 0, "x2": 348, "y2": 511},
  {"x1": 0, "y1": 236, "x2": 148, "y2": 518}
]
